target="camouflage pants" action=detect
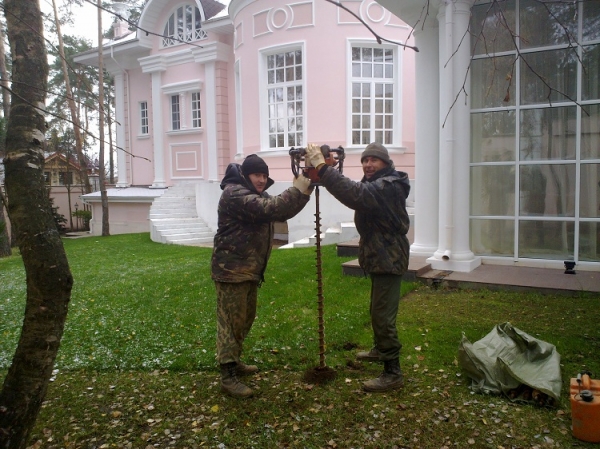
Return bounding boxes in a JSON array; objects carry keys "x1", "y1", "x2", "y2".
[
  {"x1": 215, "y1": 281, "x2": 258, "y2": 365},
  {"x1": 369, "y1": 273, "x2": 403, "y2": 361}
]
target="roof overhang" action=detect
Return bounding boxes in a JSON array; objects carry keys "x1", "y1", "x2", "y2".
[
  {"x1": 73, "y1": 37, "x2": 152, "y2": 71},
  {"x1": 81, "y1": 187, "x2": 166, "y2": 203},
  {"x1": 375, "y1": 0, "x2": 443, "y2": 27}
]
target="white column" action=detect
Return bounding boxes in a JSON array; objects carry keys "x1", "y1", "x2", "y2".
[
  {"x1": 234, "y1": 60, "x2": 244, "y2": 159},
  {"x1": 410, "y1": 21, "x2": 440, "y2": 257},
  {"x1": 430, "y1": 4, "x2": 452, "y2": 264},
  {"x1": 151, "y1": 70, "x2": 166, "y2": 188},
  {"x1": 428, "y1": 0, "x2": 480, "y2": 272},
  {"x1": 113, "y1": 72, "x2": 129, "y2": 187},
  {"x1": 452, "y1": 0, "x2": 478, "y2": 267},
  {"x1": 204, "y1": 61, "x2": 218, "y2": 182}
]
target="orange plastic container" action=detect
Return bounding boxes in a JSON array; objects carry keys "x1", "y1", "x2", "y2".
[{"x1": 570, "y1": 373, "x2": 600, "y2": 443}]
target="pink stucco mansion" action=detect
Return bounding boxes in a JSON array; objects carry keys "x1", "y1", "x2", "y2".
[{"x1": 75, "y1": 0, "x2": 600, "y2": 273}]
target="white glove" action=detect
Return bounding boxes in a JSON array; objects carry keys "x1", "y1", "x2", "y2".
[
  {"x1": 293, "y1": 174, "x2": 313, "y2": 195},
  {"x1": 305, "y1": 143, "x2": 326, "y2": 169}
]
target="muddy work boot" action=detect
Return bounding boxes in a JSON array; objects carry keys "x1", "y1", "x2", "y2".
[
  {"x1": 356, "y1": 347, "x2": 381, "y2": 362},
  {"x1": 362, "y1": 359, "x2": 404, "y2": 392},
  {"x1": 220, "y1": 362, "x2": 253, "y2": 398},
  {"x1": 236, "y1": 361, "x2": 259, "y2": 376}
]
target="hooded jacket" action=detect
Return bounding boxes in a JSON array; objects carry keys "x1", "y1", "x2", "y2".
[
  {"x1": 211, "y1": 163, "x2": 310, "y2": 284},
  {"x1": 319, "y1": 163, "x2": 411, "y2": 275}
]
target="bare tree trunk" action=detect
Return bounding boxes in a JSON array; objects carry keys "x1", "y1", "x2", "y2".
[
  {"x1": 0, "y1": 0, "x2": 73, "y2": 447},
  {"x1": 50, "y1": 0, "x2": 91, "y2": 194},
  {"x1": 0, "y1": 21, "x2": 10, "y2": 118},
  {"x1": 98, "y1": 0, "x2": 109, "y2": 236},
  {"x1": 65, "y1": 152, "x2": 74, "y2": 230},
  {"x1": 0, "y1": 18, "x2": 14, "y2": 255},
  {"x1": 0, "y1": 188, "x2": 10, "y2": 257}
]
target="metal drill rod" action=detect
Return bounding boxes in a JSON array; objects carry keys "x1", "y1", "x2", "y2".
[
  {"x1": 288, "y1": 145, "x2": 345, "y2": 374},
  {"x1": 314, "y1": 185, "x2": 326, "y2": 368}
]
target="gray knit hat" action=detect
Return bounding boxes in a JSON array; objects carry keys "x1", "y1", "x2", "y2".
[
  {"x1": 241, "y1": 154, "x2": 269, "y2": 177},
  {"x1": 360, "y1": 142, "x2": 391, "y2": 165}
]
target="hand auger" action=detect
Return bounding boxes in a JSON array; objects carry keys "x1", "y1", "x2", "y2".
[
  {"x1": 289, "y1": 145, "x2": 345, "y2": 383},
  {"x1": 289, "y1": 145, "x2": 345, "y2": 186}
]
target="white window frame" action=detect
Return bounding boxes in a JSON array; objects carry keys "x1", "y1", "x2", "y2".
[
  {"x1": 139, "y1": 101, "x2": 149, "y2": 135},
  {"x1": 170, "y1": 94, "x2": 181, "y2": 131},
  {"x1": 162, "y1": 4, "x2": 207, "y2": 48},
  {"x1": 162, "y1": 80, "x2": 204, "y2": 134},
  {"x1": 469, "y1": 0, "x2": 600, "y2": 264},
  {"x1": 259, "y1": 43, "x2": 306, "y2": 151},
  {"x1": 347, "y1": 40, "x2": 401, "y2": 149},
  {"x1": 191, "y1": 91, "x2": 201, "y2": 128}
]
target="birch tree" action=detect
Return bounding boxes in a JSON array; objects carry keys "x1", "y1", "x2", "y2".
[
  {"x1": 0, "y1": 0, "x2": 73, "y2": 447},
  {"x1": 0, "y1": 20, "x2": 12, "y2": 256}
]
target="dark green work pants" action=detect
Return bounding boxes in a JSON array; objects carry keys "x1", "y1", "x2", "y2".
[
  {"x1": 215, "y1": 280, "x2": 258, "y2": 365},
  {"x1": 369, "y1": 273, "x2": 403, "y2": 361}
]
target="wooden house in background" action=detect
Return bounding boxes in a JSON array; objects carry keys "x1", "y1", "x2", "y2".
[{"x1": 44, "y1": 152, "x2": 99, "y2": 231}]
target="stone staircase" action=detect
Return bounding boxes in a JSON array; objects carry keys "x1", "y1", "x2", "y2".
[
  {"x1": 282, "y1": 206, "x2": 414, "y2": 250},
  {"x1": 280, "y1": 222, "x2": 359, "y2": 248},
  {"x1": 149, "y1": 183, "x2": 214, "y2": 246}
]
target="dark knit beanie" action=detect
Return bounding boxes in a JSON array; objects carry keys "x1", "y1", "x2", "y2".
[
  {"x1": 241, "y1": 154, "x2": 269, "y2": 177},
  {"x1": 360, "y1": 142, "x2": 391, "y2": 165}
]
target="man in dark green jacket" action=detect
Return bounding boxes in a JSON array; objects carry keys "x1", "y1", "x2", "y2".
[
  {"x1": 211, "y1": 154, "x2": 312, "y2": 398},
  {"x1": 305, "y1": 142, "x2": 411, "y2": 392}
]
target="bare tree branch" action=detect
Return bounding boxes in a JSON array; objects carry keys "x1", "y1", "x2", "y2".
[{"x1": 322, "y1": 0, "x2": 419, "y2": 52}]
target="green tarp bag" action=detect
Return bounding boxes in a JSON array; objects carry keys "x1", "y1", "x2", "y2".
[{"x1": 458, "y1": 322, "x2": 562, "y2": 403}]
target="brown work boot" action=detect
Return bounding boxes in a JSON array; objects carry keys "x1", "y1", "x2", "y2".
[
  {"x1": 236, "y1": 361, "x2": 259, "y2": 376},
  {"x1": 363, "y1": 359, "x2": 404, "y2": 392},
  {"x1": 356, "y1": 347, "x2": 381, "y2": 362},
  {"x1": 220, "y1": 362, "x2": 253, "y2": 398}
]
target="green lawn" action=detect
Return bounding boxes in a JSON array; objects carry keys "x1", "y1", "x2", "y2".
[{"x1": 0, "y1": 233, "x2": 598, "y2": 448}]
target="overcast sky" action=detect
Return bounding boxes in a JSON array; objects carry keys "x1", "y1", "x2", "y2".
[{"x1": 41, "y1": 0, "x2": 113, "y2": 45}]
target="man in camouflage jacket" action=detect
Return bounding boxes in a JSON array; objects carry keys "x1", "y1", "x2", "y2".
[
  {"x1": 211, "y1": 154, "x2": 312, "y2": 398},
  {"x1": 305, "y1": 142, "x2": 411, "y2": 393}
]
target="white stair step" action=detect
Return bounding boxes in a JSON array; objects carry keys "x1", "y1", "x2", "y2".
[
  {"x1": 160, "y1": 228, "x2": 210, "y2": 236},
  {"x1": 150, "y1": 212, "x2": 197, "y2": 218},
  {"x1": 166, "y1": 236, "x2": 214, "y2": 245},
  {"x1": 153, "y1": 223, "x2": 209, "y2": 231},
  {"x1": 149, "y1": 183, "x2": 215, "y2": 247}
]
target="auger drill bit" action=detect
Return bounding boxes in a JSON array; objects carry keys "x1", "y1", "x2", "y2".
[
  {"x1": 314, "y1": 185, "x2": 326, "y2": 368},
  {"x1": 289, "y1": 145, "x2": 344, "y2": 384}
]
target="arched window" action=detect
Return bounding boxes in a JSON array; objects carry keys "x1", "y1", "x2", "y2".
[{"x1": 163, "y1": 4, "x2": 207, "y2": 47}]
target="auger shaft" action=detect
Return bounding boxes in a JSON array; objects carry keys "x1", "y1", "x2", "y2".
[{"x1": 314, "y1": 185, "x2": 326, "y2": 368}]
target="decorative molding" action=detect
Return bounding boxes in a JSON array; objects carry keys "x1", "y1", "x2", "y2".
[
  {"x1": 253, "y1": 9, "x2": 272, "y2": 37},
  {"x1": 337, "y1": 0, "x2": 362, "y2": 25},
  {"x1": 234, "y1": 21, "x2": 244, "y2": 49},
  {"x1": 166, "y1": 128, "x2": 204, "y2": 136},
  {"x1": 271, "y1": 7, "x2": 290, "y2": 29},
  {"x1": 142, "y1": 49, "x2": 196, "y2": 71},
  {"x1": 170, "y1": 142, "x2": 204, "y2": 179},
  {"x1": 175, "y1": 150, "x2": 198, "y2": 171},
  {"x1": 336, "y1": 0, "x2": 408, "y2": 29},
  {"x1": 365, "y1": 1, "x2": 386, "y2": 23},
  {"x1": 191, "y1": 41, "x2": 233, "y2": 63},
  {"x1": 161, "y1": 80, "x2": 203, "y2": 94},
  {"x1": 139, "y1": 54, "x2": 167, "y2": 73},
  {"x1": 251, "y1": 2, "x2": 314, "y2": 37},
  {"x1": 289, "y1": 1, "x2": 314, "y2": 29}
]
